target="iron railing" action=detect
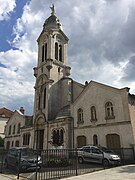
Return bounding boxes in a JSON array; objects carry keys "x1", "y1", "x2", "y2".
[{"x1": 0, "y1": 147, "x2": 134, "y2": 180}]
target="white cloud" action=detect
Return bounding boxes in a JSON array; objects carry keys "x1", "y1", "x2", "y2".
[
  {"x1": 0, "y1": 0, "x2": 135, "y2": 114},
  {"x1": 0, "y1": 0, "x2": 16, "y2": 21}
]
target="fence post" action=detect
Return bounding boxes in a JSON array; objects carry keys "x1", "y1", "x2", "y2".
[
  {"x1": 0, "y1": 149, "x2": 4, "y2": 173},
  {"x1": 17, "y1": 149, "x2": 21, "y2": 179},
  {"x1": 75, "y1": 148, "x2": 78, "y2": 176},
  {"x1": 132, "y1": 147, "x2": 135, "y2": 162},
  {"x1": 35, "y1": 149, "x2": 39, "y2": 180}
]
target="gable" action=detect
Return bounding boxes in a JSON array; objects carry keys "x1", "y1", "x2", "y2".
[{"x1": 72, "y1": 80, "x2": 128, "y2": 106}]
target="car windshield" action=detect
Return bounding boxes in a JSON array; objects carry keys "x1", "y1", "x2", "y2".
[
  {"x1": 99, "y1": 146, "x2": 114, "y2": 154},
  {"x1": 21, "y1": 148, "x2": 36, "y2": 156}
]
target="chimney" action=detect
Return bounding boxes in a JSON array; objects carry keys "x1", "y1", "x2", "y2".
[{"x1": 20, "y1": 107, "x2": 25, "y2": 114}]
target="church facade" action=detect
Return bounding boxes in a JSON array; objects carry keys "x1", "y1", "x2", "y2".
[
  {"x1": 5, "y1": 6, "x2": 135, "y2": 150},
  {"x1": 30, "y1": 6, "x2": 135, "y2": 150}
]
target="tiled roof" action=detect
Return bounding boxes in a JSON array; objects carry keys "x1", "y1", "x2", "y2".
[{"x1": 0, "y1": 107, "x2": 13, "y2": 118}]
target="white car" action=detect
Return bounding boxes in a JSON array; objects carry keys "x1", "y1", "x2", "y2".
[{"x1": 78, "y1": 145, "x2": 121, "y2": 166}]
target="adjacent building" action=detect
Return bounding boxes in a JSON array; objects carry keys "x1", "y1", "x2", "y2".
[
  {"x1": 4, "y1": 107, "x2": 33, "y2": 149},
  {"x1": 0, "y1": 107, "x2": 13, "y2": 139}
]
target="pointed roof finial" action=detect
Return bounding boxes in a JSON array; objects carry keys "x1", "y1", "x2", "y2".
[{"x1": 50, "y1": 4, "x2": 55, "y2": 15}]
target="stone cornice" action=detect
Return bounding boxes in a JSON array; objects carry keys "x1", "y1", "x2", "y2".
[{"x1": 75, "y1": 120, "x2": 131, "y2": 129}]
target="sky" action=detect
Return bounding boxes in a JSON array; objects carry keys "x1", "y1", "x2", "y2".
[{"x1": 0, "y1": 0, "x2": 135, "y2": 115}]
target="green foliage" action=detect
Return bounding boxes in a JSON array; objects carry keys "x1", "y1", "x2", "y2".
[
  {"x1": 0, "y1": 137, "x2": 4, "y2": 147},
  {"x1": 44, "y1": 158, "x2": 71, "y2": 167}
]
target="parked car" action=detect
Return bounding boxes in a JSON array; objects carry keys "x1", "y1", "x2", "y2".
[
  {"x1": 5, "y1": 147, "x2": 42, "y2": 171},
  {"x1": 78, "y1": 145, "x2": 121, "y2": 166}
]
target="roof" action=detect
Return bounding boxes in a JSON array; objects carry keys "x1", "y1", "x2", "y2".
[{"x1": 0, "y1": 107, "x2": 13, "y2": 118}]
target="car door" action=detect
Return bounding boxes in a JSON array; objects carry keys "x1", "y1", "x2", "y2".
[
  {"x1": 81, "y1": 147, "x2": 91, "y2": 162},
  {"x1": 90, "y1": 147, "x2": 103, "y2": 164},
  {"x1": 8, "y1": 149, "x2": 17, "y2": 166}
]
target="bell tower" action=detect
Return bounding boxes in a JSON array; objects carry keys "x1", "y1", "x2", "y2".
[{"x1": 33, "y1": 5, "x2": 71, "y2": 121}]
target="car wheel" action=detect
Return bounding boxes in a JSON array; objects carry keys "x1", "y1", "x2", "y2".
[
  {"x1": 78, "y1": 157, "x2": 83, "y2": 164},
  {"x1": 103, "y1": 159, "x2": 109, "y2": 167}
]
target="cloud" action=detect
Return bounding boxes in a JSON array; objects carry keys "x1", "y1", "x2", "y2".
[
  {"x1": 121, "y1": 56, "x2": 135, "y2": 82},
  {"x1": 0, "y1": 0, "x2": 135, "y2": 114},
  {"x1": 0, "y1": 0, "x2": 16, "y2": 21}
]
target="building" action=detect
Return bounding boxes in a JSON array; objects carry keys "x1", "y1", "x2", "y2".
[
  {"x1": 4, "y1": 5, "x2": 135, "y2": 150},
  {"x1": 0, "y1": 107, "x2": 13, "y2": 139},
  {"x1": 4, "y1": 107, "x2": 33, "y2": 149},
  {"x1": 31, "y1": 5, "x2": 135, "y2": 150}
]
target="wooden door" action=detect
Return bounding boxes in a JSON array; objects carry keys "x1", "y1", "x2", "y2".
[
  {"x1": 106, "y1": 134, "x2": 121, "y2": 149},
  {"x1": 77, "y1": 136, "x2": 86, "y2": 148}
]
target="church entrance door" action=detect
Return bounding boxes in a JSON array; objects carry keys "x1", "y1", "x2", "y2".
[{"x1": 37, "y1": 129, "x2": 44, "y2": 150}]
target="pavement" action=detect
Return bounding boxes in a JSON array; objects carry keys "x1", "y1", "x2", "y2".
[
  {"x1": 0, "y1": 172, "x2": 35, "y2": 180},
  {"x1": 63, "y1": 164, "x2": 135, "y2": 180},
  {"x1": 0, "y1": 165, "x2": 135, "y2": 180}
]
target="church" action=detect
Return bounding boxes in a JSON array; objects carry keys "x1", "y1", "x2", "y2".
[{"x1": 4, "y1": 5, "x2": 135, "y2": 150}]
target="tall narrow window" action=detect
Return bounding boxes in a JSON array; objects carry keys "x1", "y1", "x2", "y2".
[
  {"x1": 52, "y1": 129, "x2": 64, "y2": 146},
  {"x1": 17, "y1": 123, "x2": 21, "y2": 134},
  {"x1": 13, "y1": 125, "x2": 15, "y2": 134},
  {"x1": 45, "y1": 43, "x2": 47, "y2": 60},
  {"x1": 93, "y1": 134, "x2": 98, "y2": 146},
  {"x1": 9, "y1": 125, "x2": 11, "y2": 135},
  {"x1": 43, "y1": 88, "x2": 46, "y2": 109},
  {"x1": 23, "y1": 133, "x2": 30, "y2": 145},
  {"x1": 91, "y1": 106, "x2": 97, "y2": 121},
  {"x1": 42, "y1": 45, "x2": 44, "y2": 62},
  {"x1": 77, "y1": 108, "x2": 84, "y2": 124},
  {"x1": 55, "y1": 42, "x2": 58, "y2": 60},
  {"x1": 38, "y1": 95, "x2": 41, "y2": 110},
  {"x1": 105, "y1": 101, "x2": 115, "y2": 120},
  {"x1": 15, "y1": 140, "x2": 19, "y2": 147},
  {"x1": 59, "y1": 45, "x2": 62, "y2": 61}
]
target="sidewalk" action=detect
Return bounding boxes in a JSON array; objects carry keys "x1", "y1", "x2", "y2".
[
  {"x1": 0, "y1": 165, "x2": 135, "y2": 180},
  {"x1": 0, "y1": 172, "x2": 34, "y2": 180},
  {"x1": 63, "y1": 164, "x2": 135, "y2": 180}
]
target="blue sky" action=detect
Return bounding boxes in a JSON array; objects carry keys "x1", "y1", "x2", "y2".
[{"x1": 0, "y1": 0, "x2": 135, "y2": 115}]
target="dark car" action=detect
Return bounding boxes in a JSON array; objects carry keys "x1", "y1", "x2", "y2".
[{"x1": 5, "y1": 147, "x2": 42, "y2": 171}]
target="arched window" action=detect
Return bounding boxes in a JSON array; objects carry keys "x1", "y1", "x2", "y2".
[
  {"x1": 59, "y1": 45, "x2": 62, "y2": 61},
  {"x1": 77, "y1": 136, "x2": 86, "y2": 148},
  {"x1": 42, "y1": 45, "x2": 44, "y2": 62},
  {"x1": 55, "y1": 42, "x2": 58, "y2": 60},
  {"x1": 52, "y1": 129, "x2": 64, "y2": 146},
  {"x1": 77, "y1": 108, "x2": 84, "y2": 124},
  {"x1": 23, "y1": 133, "x2": 30, "y2": 145},
  {"x1": 13, "y1": 125, "x2": 15, "y2": 134},
  {"x1": 93, "y1": 134, "x2": 98, "y2": 146},
  {"x1": 43, "y1": 88, "x2": 46, "y2": 109},
  {"x1": 105, "y1": 101, "x2": 115, "y2": 120},
  {"x1": 8, "y1": 125, "x2": 11, "y2": 135},
  {"x1": 91, "y1": 106, "x2": 97, "y2": 121},
  {"x1": 15, "y1": 140, "x2": 19, "y2": 147},
  {"x1": 17, "y1": 123, "x2": 21, "y2": 134},
  {"x1": 59, "y1": 129, "x2": 64, "y2": 145}
]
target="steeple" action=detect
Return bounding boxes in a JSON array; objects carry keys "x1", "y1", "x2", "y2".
[{"x1": 33, "y1": 5, "x2": 71, "y2": 120}]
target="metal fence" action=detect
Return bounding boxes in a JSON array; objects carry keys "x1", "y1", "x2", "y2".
[{"x1": 0, "y1": 148, "x2": 134, "y2": 180}]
